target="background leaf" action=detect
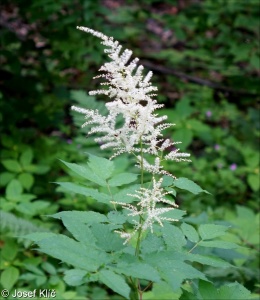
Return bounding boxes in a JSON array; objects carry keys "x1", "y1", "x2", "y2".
[
  {"x1": 20, "y1": 148, "x2": 34, "y2": 167},
  {"x1": 2, "y1": 160, "x2": 22, "y2": 173},
  {"x1": 18, "y1": 173, "x2": 34, "y2": 190},
  {"x1": 0, "y1": 266, "x2": 20, "y2": 290},
  {"x1": 173, "y1": 178, "x2": 210, "y2": 194}
]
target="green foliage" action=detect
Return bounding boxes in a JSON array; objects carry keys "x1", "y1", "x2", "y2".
[
  {"x1": 0, "y1": 0, "x2": 259, "y2": 298},
  {"x1": 0, "y1": 210, "x2": 48, "y2": 237},
  {"x1": 0, "y1": 266, "x2": 20, "y2": 290},
  {"x1": 25, "y1": 206, "x2": 244, "y2": 298},
  {"x1": 198, "y1": 281, "x2": 251, "y2": 300},
  {"x1": 181, "y1": 223, "x2": 199, "y2": 243},
  {"x1": 25, "y1": 156, "x2": 255, "y2": 299},
  {"x1": 99, "y1": 270, "x2": 130, "y2": 299},
  {"x1": 173, "y1": 177, "x2": 210, "y2": 195},
  {"x1": 60, "y1": 156, "x2": 138, "y2": 189}
]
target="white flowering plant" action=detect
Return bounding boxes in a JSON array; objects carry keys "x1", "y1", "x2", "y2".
[{"x1": 26, "y1": 27, "x2": 252, "y2": 300}]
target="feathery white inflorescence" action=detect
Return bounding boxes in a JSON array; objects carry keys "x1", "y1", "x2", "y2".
[
  {"x1": 73, "y1": 27, "x2": 191, "y2": 243},
  {"x1": 112, "y1": 177, "x2": 179, "y2": 244},
  {"x1": 72, "y1": 26, "x2": 190, "y2": 162}
]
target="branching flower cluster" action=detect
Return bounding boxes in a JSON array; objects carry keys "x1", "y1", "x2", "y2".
[
  {"x1": 112, "y1": 177, "x2": 179, "y2": 244},
  {"x1": 72, "y1": 26, "x2": 191, "y2": 243}
]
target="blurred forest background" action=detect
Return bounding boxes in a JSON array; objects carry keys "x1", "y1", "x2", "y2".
[{"x1": 0, "y1": 0, "x2": 259, "y2": 299}]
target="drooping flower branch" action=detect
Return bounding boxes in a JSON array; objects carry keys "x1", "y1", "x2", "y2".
[{"x1": 72, "y1": 26, "x2": 191, "y2": 243}]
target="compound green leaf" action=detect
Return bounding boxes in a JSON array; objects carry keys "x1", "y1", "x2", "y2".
[
  {"x1": 51, "y1": 211, "x2": 107, "y2": 245},
  {"x1": 161, "y1": 223, "x2": 186, "y2": 250},
  {"x1": 162, "y1": 175, "x2": 174, "y2": 187},
  {"x1": 186, "y1": 253, "x2": 231, "y2": 268},
  {"x1": 173, "y1": 178, "x2": 209, "y2": 195},
  {"x1": 144, "y1": 282, "x2": 182, "y2": 300},
  {"x1": 36, "y1": 235, "x2": 109, "y2": 272},
  {"x1": 91, "y1": 223, "x2": 124, "y2": 252},
  {"x1": 162, "y1": 208, "x2": 186, "y2": 220},
  {"x1": 56, "y1": 182, "x2": 111, "y2": 204},
  {"x1": 159, "y1": 260, "x2": 207, "y2": 291},
  {"x1": 88, "y1": 154, "x2": 114, "y2": 180},
  {"x1": 52, "y1": 211, "x2": 107, "y2": 223},
  {"x1": 107, "y1": 211, "x2": 127, "y2": 225},
  {"x1": 108, "y1": 173, "x2": 138, "y2": 187},
  {"x1": 198, "y1": 281, "x2": 219, "y2": 300},
  {"x1": 199, "y1": 281, "x2": 251, "y2": 300},
  {"x1": 141, "y1": 233, "x2": 165, "y2": 254},
  {"x1": 198, "y1": 224, "x2": 229, "y2": 240},
  {"x1": 24, "y1": 232, "x2": 57, "y2": 242},
  {"x1": 113, "y1": 184, "x2": 141, "y2": 203},
  {"x1": 60, "y1": 160, "x2": 106, "y2": 186},
  {"x1": 181, "y1": 223, "x2": 199, "y2": 243},
  {"x1": 114, "y1": 262, "x2": 160, "y2": 282},
  {"x1": 217, "y1": 282, "x2": 251, "y2": 299},
  {"x1": 199, "y1": 240, "x2": 238, "y2": 249},
  {"x1": 64, "y1": 269, "x2": 88, "y2": 286},
  {"x1": 99, "y1": 269, "x2": 130, "y2": 299}
]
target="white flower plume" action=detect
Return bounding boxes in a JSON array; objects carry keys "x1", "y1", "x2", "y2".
[
  {"x1": 72, "y1": 27, "x2": 192, "y2": 243},
  {"x1": 112, "y1": 177, "x2": 179, "y2": 244},
  {"x1": 72, "y1": 26, "x2": 190, "y2": 161}
]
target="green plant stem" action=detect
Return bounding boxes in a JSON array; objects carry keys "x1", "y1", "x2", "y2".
[
  {"x1": 129, "y1": 277, "x2": 139, "y2": 300},
  {"x1": 140, "y1": 140, "x2": 144, "y2": 188},
  {"x1": 106, "y1": 180, "x2": 117, "y2": 210},
  {"x1": 132, "y1": 139, "x2": 146, "y2": 299},
  {"x1": 188, "y1": 240, "x2": 202, "y2": 253},
  {"x1": 130, "y1": 285, "x2": 140, "y2": 300},
  {"x1": 135, "y1": 140, "x2": 144, "y2": 257}
]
